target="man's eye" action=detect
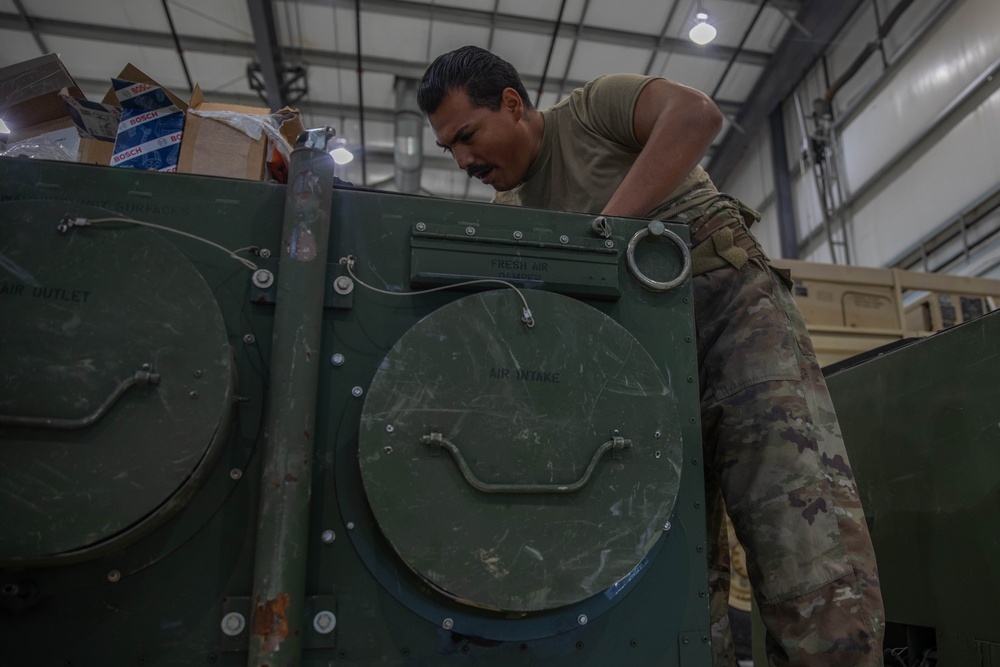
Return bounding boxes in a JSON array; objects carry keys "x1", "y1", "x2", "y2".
[{"x1": 441, "y1": 146, "x2": 453, "y2": 155}]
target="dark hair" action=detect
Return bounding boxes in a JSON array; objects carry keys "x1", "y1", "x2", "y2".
[{"x1": 418, "y1": 46, "x2": 533, "y2": 115}]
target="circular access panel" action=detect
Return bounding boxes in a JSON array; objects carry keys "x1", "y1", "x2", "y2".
[
  {"x1": 359, "y1": 289, "x2": 683, "y2": 612},
  {"x1": 0, "y1": 202, "x2": 234, "y2": 565}
]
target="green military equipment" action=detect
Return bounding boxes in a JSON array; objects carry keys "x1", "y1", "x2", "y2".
[
  {"x1": 827, "y1": 310, "x2": 1000, "y2": 665},
  {"x1": 0, "y1": 154, "x2": 709, "y2": 666}
]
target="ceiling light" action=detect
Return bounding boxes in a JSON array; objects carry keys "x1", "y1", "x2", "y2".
[
  {"x1": 329, "y1": 138, "x2": 354, "y2": 165},
  {"x1": 689, "y1": 12, "x2": 717, "y2": 45}
]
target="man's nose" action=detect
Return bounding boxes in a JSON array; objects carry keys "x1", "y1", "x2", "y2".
[{"x1": 452, "y1": 146, "x2": 474, "y2": 169}]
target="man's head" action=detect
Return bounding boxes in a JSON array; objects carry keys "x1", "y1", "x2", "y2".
[
  {"x1": 417, "y1": 45, "x2": 533, "y2": 116},
  {"x1": 418, "y1": 46, "x2": 540, "y2": 192}
]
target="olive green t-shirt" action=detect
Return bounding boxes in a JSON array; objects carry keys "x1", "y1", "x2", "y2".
[{"x1": 493, "y1": 74, "x2": 716, "y2": 217}]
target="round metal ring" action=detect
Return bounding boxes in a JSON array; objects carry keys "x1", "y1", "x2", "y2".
[{"x1": 626, "y1": 223, "x2": 692, "y2": 292}]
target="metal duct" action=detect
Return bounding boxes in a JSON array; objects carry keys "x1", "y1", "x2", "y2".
[{"x1": 394, "y1": 77, "x2": 423, "y2": 193}]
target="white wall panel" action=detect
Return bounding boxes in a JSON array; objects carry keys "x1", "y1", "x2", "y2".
[
  {"x1": 724, "y1": 129, "x2": 773, "y2": 212},
  {"x1": 850, "y1": 87, "x2": 1000, "y2": 267},
  {"x1": 840, "y1": 0, "x2": 1000, "y2": 195}
]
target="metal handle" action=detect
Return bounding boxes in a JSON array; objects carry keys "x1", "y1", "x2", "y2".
[
  {"x1": 0, "y1": 368, "x2": 160, "y2": 430},
  {"x1": 626, "y1": 221, "x2": 691, "y2": 292},
  {"x1": 420, "y1": 431, "x2": 631, "y2": 494}
]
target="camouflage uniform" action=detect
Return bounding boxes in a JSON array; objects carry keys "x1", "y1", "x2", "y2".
[{"x1": 680, "y1": 197, "x2": 885, "y2": 666}]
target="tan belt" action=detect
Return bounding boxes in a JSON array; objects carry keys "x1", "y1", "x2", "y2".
[{"x1": 690, "y1": 227, "x2": 749, "y2": 276}]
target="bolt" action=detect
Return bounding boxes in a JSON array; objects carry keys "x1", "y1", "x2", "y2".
[
  {"x1": 351, "y1": 386, "x2": 363, "y2": 398},
  {"x1": 683, "y1": 636, "x2": 690, "y2": 645},
  {"x1": 663, "y1": 521, "x2": 672, "y2": 531},
  {"x1": 334, "y1": 276, "x2": 354, "y2": 295},
  {"x1": 513, "y1": 230, "x2": 523, "y2": 240},
  {"x1": 605, "y1": 240, "x2": 614, "y2": 248},
  {"x1": 252, "y1": 269, "x2": 274, "y2": 289},
  {"x1": 259, "y1": 248, "x2": 271, "y2": 258},
  {"x1": 559, "y1": 235, "x2": 569, "y2": 244},
  {"x1": 107, "y1": 570, "x2": 121, "y2": 583},
  {"x1": 346, "y1": 522, "x2": 355, "y2": 530},
  {"x1": 654, "y1": 451, "x2": 661, "y2": 459},
  {"x1": 230, "y1": 468, "x2": 243, "y2": 480},
  {"x1": 385, "y1": 424, "x2": 394, "y2": 433},
  {"x1": 221, "y1": 612, "x2": 246, "y2": 636},
  {"x1": 189, "y1": 391, "x2": 198, "y2": 399},
  {"x1": 465, "y1": 226, "x2": 475, "y2": 236},
  {"x1": 577, "y1": 614, "x2": 588, "y2": 626},
  {"x1": 416, "y1": 222, "x2": 427, "y2": 232},
  {"x1": 321, "y1": 529, "x2": 336, "y2": 544},
  {"x1": 313, "y1": 611, "x2": 337, "y2": 635},
  {"x1": 193, "y1": 370, "x2": 203, "y2": 378},
  {"x1": 331, "y1": 353, "x2": 345, "y2": 366},
  {"x1": 243, "y1": 333, "x2": 256, "y2": 344},
  {"x1": 654, "y1": 431, "x2": 661, "y2": 439},
  {"x1": 687, "y1": 376, "x2": 694, "y2": 383},
  {"x1": 384, "y1": 445, "x2": 393, "y2": 455},
  {"x1": 442, "y1": 618, "x2": 454, "y2": 630}
]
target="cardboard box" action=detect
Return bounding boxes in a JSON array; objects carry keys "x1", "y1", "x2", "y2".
[
  {"x1": 0, "y1": 54, "x2": 85, "y2": 158},
  {"x1": 177, "y1": 85, "x2": 269, "y2": 180}
]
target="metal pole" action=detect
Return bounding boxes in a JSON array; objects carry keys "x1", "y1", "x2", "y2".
[{"x1": 248, "y1": 133, "x2": 335, "y2": 667}]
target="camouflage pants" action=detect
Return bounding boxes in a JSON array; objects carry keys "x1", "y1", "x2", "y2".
[{"x1": 693, "y1": 256, "x2": 885, "y2": 667}]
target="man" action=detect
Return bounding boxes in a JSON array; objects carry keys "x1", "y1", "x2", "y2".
[{"x1": 418, "y1": 46, "x2": 884, "y2": 667}]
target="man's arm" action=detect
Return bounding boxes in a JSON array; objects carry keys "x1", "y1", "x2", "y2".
[{"x1": 601, "y1": 78, "x2": 722, "y2": 218}]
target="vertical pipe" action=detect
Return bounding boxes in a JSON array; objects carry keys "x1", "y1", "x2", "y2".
[{"x1": 248, "y1": 135, "x2": 335, "y2": 667}]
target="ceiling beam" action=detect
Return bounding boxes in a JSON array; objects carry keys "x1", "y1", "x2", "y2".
[
  {"x1": 707, "y1": 0, "x2": 867, "y2": 186},
  {"x1": 320, "y1": 0, "x2": 772, "y2": 67},
  {"x1": 245, "y1": 0, "x2": 286, "y2": 108},
  {"x1": 10, "y1": 0, "x2": 48, "y2": 55},
  {"x1": 2, "y1": 12, "x2": 743, "y2": 117}
]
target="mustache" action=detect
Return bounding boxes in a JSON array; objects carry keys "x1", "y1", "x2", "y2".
[{"x1": 466, "y1": 163, "x2": 492, "y2": 179}]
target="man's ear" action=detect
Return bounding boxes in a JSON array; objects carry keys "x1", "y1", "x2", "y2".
[{"x1": 502, "y1": 87, "x2": 524, "y2": 122}]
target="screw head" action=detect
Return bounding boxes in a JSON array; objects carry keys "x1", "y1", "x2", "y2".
[
  {"x1": 383, "y1": 445, "x2": 393, "y2": 455},
  {"x1": 442, "y1": 618, "x2": 454, "y2": 630},
  {"x1": 331, "y1": 353, "x2": 345, "y2": 366},
  {"x1": 333, "y1": 276, "x2": 354, "y2": 295},
  {"x1": 605, "y1": 240, "x2": 614, "y2": 248},
  {"x1": 577, "y1": 614, "x2": 588, "y2": 626},
  {"x1": 221, "y1": 612, "x2": 246, "y2": 636},
  {"x1": 559, "y1": 235, "x2": 569, "y2": 244},
  {"x1": 346, "y1": 522, "x2": 355, "y2": 530},
  {"x1": 107, "y1": 570, "x2": 121, "y2": 583},
  {"x1": 663, "y1": 521, "x2": 672, "y2": 531},
  {"x1": 230, "y1": 468, "x2": 243, "y2": 480},
  {"x1": 189, "y1": 390, "x2": 198, "y2": 399},
  {"x1": 351, "y1": 386, "x2": 363, "y2": 398},
  {"x1": 259, "y1": 248, "x2": 271, "y2": 258},
  {"x1": 513, "y1": 230, "x2": 523, "y2": 240},
  {"x1": 243, "y1": 333, "x2": 256, "y2": 344},
  {"x1": 465, "y1": 226, "x2": 475, "y2": 236},
  {"x1": 416, "y1": 222, "x2": 427, "y2": 232},
  {"x1": 385, "y1": 424, "x2": 394, "y2": 433},
  {"x1": 193, "y1": 370, "x2": 203, "y2": 378},
  {"x1": 321, "y1": 529, "x2": 336, "y2": 544},
  {"x1": 313, "y1": 611, "x2": 337, "y2": 634}
]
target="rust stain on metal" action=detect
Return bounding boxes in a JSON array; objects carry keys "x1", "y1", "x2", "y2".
[
  {"x1": 285, "y1": 473, "x2": 298, "y2": 483},
  {"x1": 252, "y1": 592, "x2": 291, "y2": 652}
]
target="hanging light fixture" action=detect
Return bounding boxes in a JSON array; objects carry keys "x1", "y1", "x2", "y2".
[
  {"x1": 689, "y1": 10, "x2": 717, "y2": 45},
  {"x1": 329, "y1": 137, "x2": 354, "y2": 165}
]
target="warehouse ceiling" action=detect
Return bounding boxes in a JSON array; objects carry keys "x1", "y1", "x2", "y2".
[{"x1": 0, "y1": 0, "x2": 860, "y2": 200}]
